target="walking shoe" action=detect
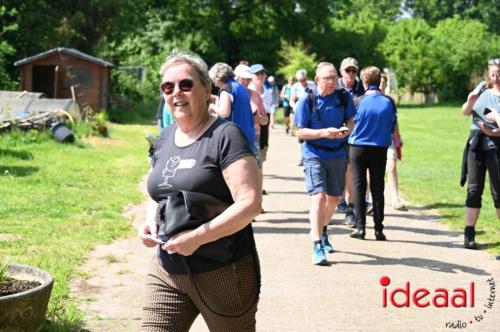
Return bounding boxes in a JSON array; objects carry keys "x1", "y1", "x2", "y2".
[
  {"x1": 392, "y1": 197, "x2": 408, "y2": 211},
  {"x1": 344, "y1": 211, "x2": 356, "y2": 228},
  {"x1": 312, "y1": 243, "x2": 328, "y2": 265},
  {"x1": 336, "y1": 200, "x2": 350, "y2": 214},
  {"x1": 464, "y1": 226, "x2": 477, "y2": 249},
  {"x1": 321, "y1": 232, "x2": 334, "y2": 253},
  {"x1": 286, "y1": 128, "x2": 289, "y2": 135},
  {"x1": 375, "y1": 231, "x2": 387, "y2": 241},
  {"x1": 349, "y1": 229, "x2": 366, "y2": 240}
]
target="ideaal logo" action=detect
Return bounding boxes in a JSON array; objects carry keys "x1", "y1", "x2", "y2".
[{"x1": 379, "y1": 276, "x2": 496, "y2": 329}]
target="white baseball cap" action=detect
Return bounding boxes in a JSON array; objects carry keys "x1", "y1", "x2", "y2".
[{"x1": 234, "y1": 64, "x2": 253, "y2": 79}]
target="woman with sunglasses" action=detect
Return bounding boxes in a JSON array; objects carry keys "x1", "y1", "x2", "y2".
[
  {"x1": 138, "y1": 51, "x2": 262, "y2": 331},
  {"x1": 461, "y1": 58, "x2": 500, "y2": 249}
]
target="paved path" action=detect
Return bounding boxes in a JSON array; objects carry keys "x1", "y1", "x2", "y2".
[{"x1": 72, "y1": 126, "x2": 500, "y2": 331}]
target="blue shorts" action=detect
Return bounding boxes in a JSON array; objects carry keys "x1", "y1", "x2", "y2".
[{"x1": 303, "y1": 157, "x2": 345, "y2": 196}]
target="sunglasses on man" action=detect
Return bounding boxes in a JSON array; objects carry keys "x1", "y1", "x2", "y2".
[
  {"x1": 160, "y1": 79, "x2": 194, "y2": 95},
  {"x1": 345, "y1": 68, "x2": 357, "y2": 74}
]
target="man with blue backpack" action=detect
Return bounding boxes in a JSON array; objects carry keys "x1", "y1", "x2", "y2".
[{"x1": 294, "y1": 62, "x2": 356, "y2": 265}]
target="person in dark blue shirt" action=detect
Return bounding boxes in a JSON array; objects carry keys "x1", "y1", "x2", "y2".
[
  {"x1": 294, "y1": 62, "x2": 355, "y2": 265},
  {"x1": 208, "y1": 62, "x2": 256, "y2": 151},
  {"x1": 348, "y1": 66, "x2": 397, "y2": 241}
]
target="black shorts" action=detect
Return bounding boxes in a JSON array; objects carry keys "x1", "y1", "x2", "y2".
[{"x1": 284, "y1": 106, "x2": 293, "y2": 117}]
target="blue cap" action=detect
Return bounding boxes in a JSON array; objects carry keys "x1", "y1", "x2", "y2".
[{"x1": 250, "y1": 64, "x2": 266, "y2": 74}]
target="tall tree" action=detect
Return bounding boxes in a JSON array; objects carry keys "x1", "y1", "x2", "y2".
[
  {"x1": 0, "y1": 6, "x2": 17, "y2": 89},
  {"x1": 430, "y1": 17, "x2": 500, "y2": 100},
  {"x1": 277, "y1": 40, "x2": 318, "y2": 78},
  {"x1": 404, "y1": 0, "x2": 500, "y2": 32},
  {"x1": 380, "y1": 18, "x2": 437, "y2": 95}
]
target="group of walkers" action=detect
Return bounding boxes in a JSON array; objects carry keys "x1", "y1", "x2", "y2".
[
  {"x1": 291, "y1": 59, "x2": 399, "y2": 265},
  {"x1": 138, "y1": 50, "x2": 499, "y2": 331}
]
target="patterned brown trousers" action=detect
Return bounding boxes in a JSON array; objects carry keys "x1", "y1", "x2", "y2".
[{"x1": 141, "y1": 254, "x2": 259, "y2": 332}]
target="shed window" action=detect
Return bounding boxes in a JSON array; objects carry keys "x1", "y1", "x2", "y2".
[{"x1": 64, "y1": 67, "x2": 91, "y2": 88}]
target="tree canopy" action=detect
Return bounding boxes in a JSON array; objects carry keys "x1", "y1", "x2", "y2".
[{"x1": 1, "y1": 0, "x2": 499, "y2": 102}]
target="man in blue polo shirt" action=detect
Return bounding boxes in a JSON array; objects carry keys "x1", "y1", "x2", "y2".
[
  {"x1": 348, "y1": 66, "x2": 397, "y2": 241},
  {"x1": 294, "y1": 62, "x2": 356, "y2": 265}
]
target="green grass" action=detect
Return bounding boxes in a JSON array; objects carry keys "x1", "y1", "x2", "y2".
[
  {"x1": 397, "y1": 104, "x2": 500, "y2": 254},
  {"x1": 274, "y1": 104, "x2": 499, "y2": 254},
  {"x1": 0, "y1": 123, "x2": 157, "y2": 330},
  {"x1": 1, "y1": 103, "x2": 499, "y2": 329}
]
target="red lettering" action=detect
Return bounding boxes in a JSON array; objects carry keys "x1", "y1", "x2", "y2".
[
  {"x1": 381, "y1": 277, "x2": 476, "y2": 309},
  {"x1": 390, "y1": 282, "x2": 410, "y2": 307},
  {"x1": 412, "y1": 288, "x2": 430, "y2": 307},
  {"x1": 451, "y1": 288, "x2": 467, "y2": 307},
  {"x1": 383, "y1": 287, "x2": 387, "y2": 307},
  {"x1": 432, "y1": 288, "x2": 449, "y2": 307},
  {"x1": 470, "y1": 282, "x2": 475, "y2": 307}
]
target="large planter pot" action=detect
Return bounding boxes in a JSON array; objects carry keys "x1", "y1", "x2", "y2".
[{"x1": 0, "y1": 263, "x2": 54, "y2": 332}]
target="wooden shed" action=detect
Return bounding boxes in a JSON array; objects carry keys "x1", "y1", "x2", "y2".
[{"x1": 14, "y1": 48, "x2": 113, "y2": 112}]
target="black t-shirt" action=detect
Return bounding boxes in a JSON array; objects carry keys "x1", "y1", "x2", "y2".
[{"x1": 147, "y1": 117, "x2": 255, "y2": 274}]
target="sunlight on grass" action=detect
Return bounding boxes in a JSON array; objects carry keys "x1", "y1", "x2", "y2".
[
  {"x1": 0, "y1": 123, "x2": 156, "y2": 330},
  {"x1": 398, "y1": 104, "x2": 500, "y2": 254}
]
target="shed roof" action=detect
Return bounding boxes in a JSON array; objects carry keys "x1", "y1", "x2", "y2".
[
  {"x1": 14, "y1": 47, "x2": 114, "y2": 68},
  {"x1": 0, "y1": 98, "x2": 80, "y2": 122},
  {"x1": 0, "y1": 91, "x2": 44, "y2": 99}
]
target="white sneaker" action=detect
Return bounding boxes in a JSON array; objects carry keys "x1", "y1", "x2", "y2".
[{"x1": 392, "y1": 197, "x2": 407, "y2": 211}]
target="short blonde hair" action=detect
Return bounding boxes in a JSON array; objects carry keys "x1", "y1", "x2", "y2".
[
  {"x1": 208, "y1": 62, "x2": 234, "y2": 83},
  {"x1": 159, "y1": 50, "x2": 211, "y2": 87},
  {"x1": 360, "y1": 66, "x2": 381, "y2": 87}
]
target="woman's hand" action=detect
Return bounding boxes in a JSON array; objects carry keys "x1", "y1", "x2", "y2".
[
  {"x1": 138, "y1": 220, "x2": 159, "y2": 248},
  {"x1": 163, "y1": 229, "x2": 201, "y2": 256},
  {"x1": 462, "y1": 92, "x2": 479, "y2": 115},
  {"x1": 478, "y1": 121, "x2": 500, "y2": 137},
  {"x1": 138, "y1": 200, "x2": 160, "y2": 248},
  {"x1": 485, "y1": 111, "x2": 500, "y2": 128}
]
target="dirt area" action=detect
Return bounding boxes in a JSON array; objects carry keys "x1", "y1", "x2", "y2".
[
  {"x1": 70, "y1": 127, "x2": 500, "y2": 332},
  {"x1": 70, "y1": 175, "x2": 152, "y2": 330}
]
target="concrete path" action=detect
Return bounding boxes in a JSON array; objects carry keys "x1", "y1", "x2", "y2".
[{"x1": 71, "y1": 125, "x2": 500, "y2": 331}]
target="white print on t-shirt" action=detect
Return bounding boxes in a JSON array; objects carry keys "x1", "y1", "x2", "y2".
[{"x1": 159, "y1": 155, "x2": 197, "y2": 187}]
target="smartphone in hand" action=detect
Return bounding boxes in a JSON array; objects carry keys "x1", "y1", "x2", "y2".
[{"x1": 148, "y1": 235, "x2": 166, "y2": 245}]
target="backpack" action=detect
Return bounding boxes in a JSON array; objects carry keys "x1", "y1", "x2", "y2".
[
  {"x1": 305, "y1": 87, "x2": 349, "y2": 116},
  {"x1": 299, "y1": 88, "x2": 349, "y2": 152}
]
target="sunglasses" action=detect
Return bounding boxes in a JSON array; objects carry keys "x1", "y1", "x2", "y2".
[
  {"x1": 160, "y1": 79, "x2": 194, "y2": 95},
  {"x1": 488, "y1": 59, "x2": 500, "y2": 65},
  {"x1": 345, "y1": 68, "x2": 357, "y2": 74}
]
